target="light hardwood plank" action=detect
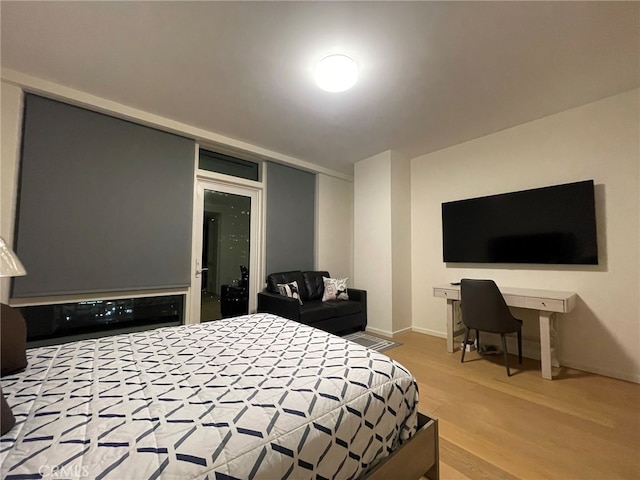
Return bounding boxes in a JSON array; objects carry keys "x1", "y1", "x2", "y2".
[{"x1": 383, "y1": 331, "x2": 640, "y2": 480}]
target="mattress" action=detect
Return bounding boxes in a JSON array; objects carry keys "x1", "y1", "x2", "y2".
[{"x1": 1, "y1": 313, "x2": 418, "y2": 480}]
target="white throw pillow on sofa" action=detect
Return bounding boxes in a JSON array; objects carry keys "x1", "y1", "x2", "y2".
[{"x1": 322, "y1": 277, "x2": 349, "y2": 301}]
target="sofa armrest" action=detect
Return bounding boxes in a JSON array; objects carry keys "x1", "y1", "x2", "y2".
[
  {"x1": 257, "y1": 291, "x2": 301, "y2": 321},
  {"x1": 348, "y1": 288, "x2": 366, "y2": 304},
  {"x1": 347, "y1": 288, "x2": 368, "y2": 330}
]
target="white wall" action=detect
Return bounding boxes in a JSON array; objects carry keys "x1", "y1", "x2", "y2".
[
  {"x1": 315, "y1": 174, "x2": 353, "y2": 280},
  {"x1": 391, "y1": 151, "x2": 412, "y2": 333},
  {"x1": 411, "y1": 89, "x2": 640, "y2": 382},
  {"x1": 354, "y1": 150, "x2": 412, "y2": 336},
  {"x1": 355, "y1": 152, "x2": 393, "y2": 334}
]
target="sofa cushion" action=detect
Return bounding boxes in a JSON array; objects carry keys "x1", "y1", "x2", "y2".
[
  {"x1": 298, "y1": 302, "x2": 335, "y2": 324},
  {"x1": 267, "y1": 271, "x2": 307, "y2": 299},
  {"x1": 276, "y1": 281, "x2": 303, "y2": 305},
  {"x1": 324, "y1": 300, "x2": 362, "y2": 316},
  {"x1": 302, "y1": 271, "x2": 330, "y2": 301}
]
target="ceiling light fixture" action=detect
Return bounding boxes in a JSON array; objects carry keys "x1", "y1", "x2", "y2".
[{"x1": 314, "y1": 54, "x2": 358, "y2": 93}]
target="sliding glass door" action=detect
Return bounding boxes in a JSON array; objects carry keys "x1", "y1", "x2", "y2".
[{"x1": 191, "y1": 179, "x2": 261, "y2": 323}]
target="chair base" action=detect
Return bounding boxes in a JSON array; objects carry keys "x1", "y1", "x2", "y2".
[{"x1": 461, "y1": 328, "x2": 522, "y2": 377}]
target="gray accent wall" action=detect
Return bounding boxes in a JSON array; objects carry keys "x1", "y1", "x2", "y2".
[
  {"x1": 12, "y1": 95, "x2": 195, "y2": 298},
  {"x1": 265, "y1": 162, "x2": 315, "y2": 275}
]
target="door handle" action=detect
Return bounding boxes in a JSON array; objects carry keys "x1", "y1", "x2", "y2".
[{"x1": 195, "y1": 260, "x2": 209, "y2": 277}]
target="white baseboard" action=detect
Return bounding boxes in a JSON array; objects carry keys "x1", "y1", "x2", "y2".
[
  {"x1": 367, "y1": 325, "x2": 440, "y2": 339},
  {"x1": 391, "y1": 326, "x2": 413, "y2": 336},
  {"x1": 411, "y1": 326, "x2": 446, "y2": 338},
  {"x1": 365, "y1": 326, "x2": 394, "y2": 338},
  {"x1": 366, "y1": 326, "x2": 414, "y2": 338},
  {"x1": 558, "y1": 360, "x2": 640, "y2": 384}
]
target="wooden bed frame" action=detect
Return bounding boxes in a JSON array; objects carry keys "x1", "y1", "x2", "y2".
[{"x1": 365, "y1": 412, "x2": 439, "y2": 480}]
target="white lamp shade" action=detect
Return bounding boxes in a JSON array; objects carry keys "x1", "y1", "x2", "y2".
[
  {"x1": 315, "y1": 54, "x2": 359, "y2": 93},
  {"x1": 0, "y1": 237, "x2": 26, "y2": 277}
]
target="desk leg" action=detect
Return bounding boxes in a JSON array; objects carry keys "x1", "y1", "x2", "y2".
[
  {"x1": 446, "y1": 299, "x2": 455, "y2": 353},
  {"x1": 539, "y1": 312, "x2": 558, "y2": 380}
]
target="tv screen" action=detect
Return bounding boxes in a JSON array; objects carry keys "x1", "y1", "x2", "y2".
[{"x1": 442, "y1": 180, "x2": 598, "y2": 265}]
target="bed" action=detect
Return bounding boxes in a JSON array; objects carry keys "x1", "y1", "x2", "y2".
[{"x1": 1, "y1": 313, "x2": 438, "y2": 479}]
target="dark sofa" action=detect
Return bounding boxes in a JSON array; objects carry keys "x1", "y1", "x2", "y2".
[{"x1": 257, "y1": 270, "x2": 367, "y2": 335}]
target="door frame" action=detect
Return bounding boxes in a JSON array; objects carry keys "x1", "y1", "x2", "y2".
[{"x1": 188, "y1": 172, "x2": 264, "y2": 324}]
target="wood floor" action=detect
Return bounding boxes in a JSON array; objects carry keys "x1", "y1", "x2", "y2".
[{"x1": 382, "y1": 331, "x2": 640, "y2": 480}]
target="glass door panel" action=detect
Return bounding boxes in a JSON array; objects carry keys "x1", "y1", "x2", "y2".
[{"x1": 199, "y1": 190, "x2": 251, "y2": 322}]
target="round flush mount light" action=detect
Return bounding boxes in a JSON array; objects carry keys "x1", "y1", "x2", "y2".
[{"x1": 314, "y1": 54, "x2": 359, "y2": 92}]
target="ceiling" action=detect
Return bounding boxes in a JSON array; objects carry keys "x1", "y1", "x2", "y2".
[{"x1": 1, "y1": 1, "x2": 638, "y2": 176}]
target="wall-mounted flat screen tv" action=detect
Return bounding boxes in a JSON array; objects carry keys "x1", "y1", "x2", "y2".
[{"x1": 442, "y1": 180, "x2": 598, "y2": 265}]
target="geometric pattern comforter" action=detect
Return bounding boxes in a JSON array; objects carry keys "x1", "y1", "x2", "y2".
[{"x1": 0, "y1": 313, "x2": 418, "y2": 480}]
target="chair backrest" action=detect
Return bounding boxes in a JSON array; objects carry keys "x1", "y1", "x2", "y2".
[{"x1": 460, "y1": 279, "x2": 520, "y2": 334}]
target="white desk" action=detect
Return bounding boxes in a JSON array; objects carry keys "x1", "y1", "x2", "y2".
[{"x1": 433, "y1": 284, "x2": 577, "y2": 380}]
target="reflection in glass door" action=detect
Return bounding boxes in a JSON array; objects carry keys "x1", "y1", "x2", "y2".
[
  {"x1": 191, "y1": 177, "x2": 261, "y2": 325},
  {"x1": 198, "y1": 190, "x2": 251, "y2": 322}
]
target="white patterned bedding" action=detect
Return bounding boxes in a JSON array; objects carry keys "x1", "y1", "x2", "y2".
[{"x1": 1, "y1": 313, "x2": 418, "y2": 480}]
